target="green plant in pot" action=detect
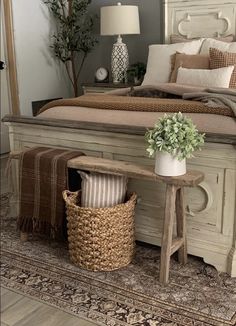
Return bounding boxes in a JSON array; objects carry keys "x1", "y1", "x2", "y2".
[
  {"x1": 43, "y1": 0, "x2": 98, "y2": 97},
  {"x1": 145, "y1": 112, "x2": 205, "y2": 176},
  {"x1": 127, "y1": 62, "x2": 146, "y2": 85}
]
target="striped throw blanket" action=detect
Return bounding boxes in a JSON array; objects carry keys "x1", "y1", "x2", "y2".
[{"x1": 18, "y1": 147, "x2": 84, "y2": 238}]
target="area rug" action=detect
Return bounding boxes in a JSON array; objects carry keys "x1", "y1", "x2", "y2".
[{"x1": 1, "y1": 202, "x2": 236, "y2": 325}]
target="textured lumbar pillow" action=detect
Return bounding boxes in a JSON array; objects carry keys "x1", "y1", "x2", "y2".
[
  {"x1": 170, "y1": 53, "x2": 209, "y2": 82},
  {"x1": 142, "y1": 39, "x2": 203, "y2": 85},
  {"x1": 209, "y1": 47, "x2": 236, "y2": 88},
  {"x1": 176, "y1": 66, "x2": 234, "y2": 88},
  {"x1": 78, "y1": 171, "x2": 127, "y2": 208}
]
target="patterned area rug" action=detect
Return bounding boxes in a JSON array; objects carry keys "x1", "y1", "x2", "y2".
[{"x1": 1, "y1": 200, "x2": 236, "y2": 326}]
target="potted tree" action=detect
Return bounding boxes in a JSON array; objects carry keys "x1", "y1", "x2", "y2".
[
  {"x1": 145, "y1": 112, "x2": 205, "y2": 176},
  {"x1": 44, "y1": 0, "x2": 98, "y2": 97}
]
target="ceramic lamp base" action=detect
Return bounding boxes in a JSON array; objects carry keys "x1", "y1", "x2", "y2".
[
  {"x1": 111, "y1": 35, "x2": 129, "y2": 83},
  {"x1": 155, "y1": 151, "x2": 186, "y2": 176}
]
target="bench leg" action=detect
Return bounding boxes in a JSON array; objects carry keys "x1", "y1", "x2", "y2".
[
  {"x1": 159, "y1": 184, "x2": 176, "y2": 284},
  {"x1": 176, "y1": 188, "x2": 187, "y2": 265},
  {"x1": 20, "y1": 232, "x2": 28, "y2": 242}
]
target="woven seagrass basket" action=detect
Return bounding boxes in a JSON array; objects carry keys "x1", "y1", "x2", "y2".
[{"x1": 63, "y1": 190, "x2": 137, "y2": 271}]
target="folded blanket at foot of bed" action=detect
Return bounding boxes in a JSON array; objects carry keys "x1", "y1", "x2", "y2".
[
  {"x1": 17, "y1": 147, "x2": 84, "y2": 239},
  {"x1": 38, "y1": 84, "x2": 234, "y2": 118}
]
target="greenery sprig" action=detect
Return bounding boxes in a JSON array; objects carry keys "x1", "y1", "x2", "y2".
[
  {"x1": 44, "y1": 0, "x2": 98, "y2": 96},
  {"x1": 145, "y1": 112, "x2": 205, "y2": 160}
]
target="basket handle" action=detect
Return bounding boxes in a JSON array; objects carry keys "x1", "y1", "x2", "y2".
[{"x1": 62, "y1": 190, "x2": 79, "y2": 205}]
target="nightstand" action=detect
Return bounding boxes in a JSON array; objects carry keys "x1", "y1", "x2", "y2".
[{"x1": 82, "y1": 82, "x2": 134, "y2": 94}]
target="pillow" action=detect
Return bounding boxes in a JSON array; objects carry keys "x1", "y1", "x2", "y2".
[
  {"x1": 170, "y1": 34, "x2": 234, "y2": 44},
  {"x1": 209, "y1": 48, "x2": 236, "y2": 88},
  {"x1": 78, "y1": 171, "x2": 127, "y2": 208},
  {"x1": 176, "y1": 66, "x2": 234, "y2": 88},
  {"x1": 142, "y1": 39, "x2": 203, "y2": 85},
  {"x1": 170, "y1": 53, "x2": 209, "y2": 82},
  {"x1": 200, "y1": 39, "x2": 236, "y2": 54}
]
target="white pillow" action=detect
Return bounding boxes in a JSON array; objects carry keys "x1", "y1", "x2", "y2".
[
  {"x1": 176, "y1": 66, "x2": 234, "y2": 88},
  {"x1": 142, "y1": 39, "x2": 203, "y2": 85},
  {"x1": 200, "y1": 38, "x2": 236, "y2": 54}
]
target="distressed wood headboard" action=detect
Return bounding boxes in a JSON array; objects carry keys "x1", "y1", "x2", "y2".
[{"x1": 163, "y1": 0, "x2": 236, "y2": 43}]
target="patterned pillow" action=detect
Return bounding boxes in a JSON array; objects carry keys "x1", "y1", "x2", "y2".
[
  {"x1": 209, "y1": 47, "x2": 236, "y2": 88},
  {"x1": 78, "y1": 171, "x2": 127, "y2": 208}
]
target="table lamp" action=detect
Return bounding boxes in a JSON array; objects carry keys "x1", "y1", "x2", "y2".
[{"x1": 101, "y1": 2, "x2": 140, "y2": 84}]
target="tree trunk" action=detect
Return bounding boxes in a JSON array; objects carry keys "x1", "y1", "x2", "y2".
[
  {"x1": 71, "y1": 53, "x2": 78, "y2": 97},
  {"x1": 73, "y1": 79, "x2": 78, "y2": 97},
  {"x1": 68, "y1": 0, "x2": 72, "y2": 15}
]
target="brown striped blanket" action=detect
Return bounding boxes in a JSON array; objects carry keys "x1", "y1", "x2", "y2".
[
  {"x1": 38, "y1": 89, "x2": 234, "y2": 118},
  {"x1": 18, "y1": 147, "x2": 84, "y2": 238}
]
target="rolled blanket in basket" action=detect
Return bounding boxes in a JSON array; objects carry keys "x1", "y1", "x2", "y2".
[{"x1": 17, "y1": 147, "x2": 84, "y2": 238}]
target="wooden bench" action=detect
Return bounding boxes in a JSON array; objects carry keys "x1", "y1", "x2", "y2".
[
  {"x1": 11, "y1": 153, "x2": 204, "y2": 284},
  {"x1": 68, "y1": 156, "x2": 204, "y2": 284}
]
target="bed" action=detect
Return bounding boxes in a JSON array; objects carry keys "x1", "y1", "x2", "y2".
[{"x1": 4, "y1": 0, "x2": 236, "y2": 276}]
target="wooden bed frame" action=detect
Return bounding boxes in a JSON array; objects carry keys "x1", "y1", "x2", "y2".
[{"x1": 4, "y1": 0, "x2": 236, "y2": 276}]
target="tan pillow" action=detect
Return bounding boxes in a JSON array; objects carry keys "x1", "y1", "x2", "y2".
[
  {"x1": 209, "y1": 47, "x2": 236, "y2": 88},
  {"x1": 170, "y1": 34, "x2": 235, "y2": 44},
  {"x1": 170, "y1": 53, "x2": 209, "y2": 82}
]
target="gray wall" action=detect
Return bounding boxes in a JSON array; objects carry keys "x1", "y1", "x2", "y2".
[{"x1": 80, "y1": 0, "x2": 163, "y2": 85}]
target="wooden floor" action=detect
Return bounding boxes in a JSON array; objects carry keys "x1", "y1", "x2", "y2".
[{"x1": 1, "y1": 286, "x2": 97, "y2": 326}]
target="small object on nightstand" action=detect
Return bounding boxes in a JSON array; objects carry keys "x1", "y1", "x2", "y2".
[{"x1": 95, "y1": 67, "x2": 109, "y2": 83}]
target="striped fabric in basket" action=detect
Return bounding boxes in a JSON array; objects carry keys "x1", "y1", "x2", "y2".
[{"x1": 78, "y1": 171, "x2": 127, "y2": 208}]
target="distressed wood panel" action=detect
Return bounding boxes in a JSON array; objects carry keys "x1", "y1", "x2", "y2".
[{"x1": 163, "y1": 0, "x2": 236, "y2": 42}]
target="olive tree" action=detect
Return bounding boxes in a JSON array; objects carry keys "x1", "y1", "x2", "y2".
[{"x1": 44, "y1": 0, "x2": 97, "y2": 96}]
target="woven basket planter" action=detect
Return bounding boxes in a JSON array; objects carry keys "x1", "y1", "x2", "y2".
[{"x1": 63, "y1": 190, "x2": 137, "y2": 271}]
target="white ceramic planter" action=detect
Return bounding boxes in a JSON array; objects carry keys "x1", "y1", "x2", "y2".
[{"x1": 155, "y1": 151, "x2": 186, "y2": 176}]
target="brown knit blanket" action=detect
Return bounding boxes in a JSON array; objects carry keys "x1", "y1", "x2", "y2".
[
  {"x1": 38, "y1": 93, "x2": 234, "y2": 117},
  {"x1": 18, "y1": 147, "x2": 84, "y2": 238}
]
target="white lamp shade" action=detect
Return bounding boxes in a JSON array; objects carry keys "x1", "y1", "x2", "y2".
[{"x1": 101, "y1": 4, "x2": 140, "y2": 36}]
